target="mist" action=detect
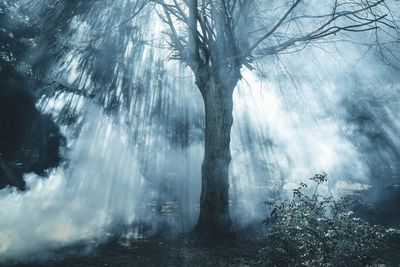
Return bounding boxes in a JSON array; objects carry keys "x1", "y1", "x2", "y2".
[{"x1": 0, "y1": 0, "x2": 399, "y2": 264}]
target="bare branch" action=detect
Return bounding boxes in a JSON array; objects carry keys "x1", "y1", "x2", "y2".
[
  {"x1": 247, "y1": 0, "x2": 303, "y2": 56},
  {"x1": 153, "y1": 0, "x2": 395, "y2": 75},
  {"x1": 252, "y1": 0, "x2": 391, "y2": 59}
]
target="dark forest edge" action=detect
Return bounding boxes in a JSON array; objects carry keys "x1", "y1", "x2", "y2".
[
  {"x1": 0, "y1": 87, "x2": 65, "y2": 190},
  {"x1": 0, "y1": 1, "x2": 65, "y2": 190}
]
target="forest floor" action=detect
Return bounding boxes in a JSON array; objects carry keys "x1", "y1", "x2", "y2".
[
  {"x1": 5, "y1": 228, "x2": 400, "y2": 267},
  {"x1": 5, "y1": 230, "x2": 267, "y2": 267},
  {"x1": 4, "y1": 187, "x2": 400, "y2": 267}
]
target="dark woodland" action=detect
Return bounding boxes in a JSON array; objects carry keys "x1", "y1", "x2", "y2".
[{"x1": 0, "y1": 0, "x2": 400, "y2": 266}]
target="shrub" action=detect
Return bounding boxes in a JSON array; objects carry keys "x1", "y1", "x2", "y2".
[{"x1": 261, "y1": 173, "x2": 391, "y2": 266}]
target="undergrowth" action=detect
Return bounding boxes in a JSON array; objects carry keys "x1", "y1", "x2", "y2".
[{"x1": 261, "y1": 173, "x2": 397, "y2": 266}]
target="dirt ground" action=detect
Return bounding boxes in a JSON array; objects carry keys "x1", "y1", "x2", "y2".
[
  {"x1": 3, "y1": 228, "x2": 400, "y2": 267},
  {"x1": 4, "y1": 231, "x2": 265, "y2": 267}
]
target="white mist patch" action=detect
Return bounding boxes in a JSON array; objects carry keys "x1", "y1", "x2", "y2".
[
  {"x1": 0, "y1": 105, "x2": 153, "y2": 259},
  {"x1": 229, "y1": 69, "x2": 369, "y2": 224}
]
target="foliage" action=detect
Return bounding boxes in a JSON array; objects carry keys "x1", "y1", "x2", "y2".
[
  {"x1": 0, "y1": 0, "x2": 65, "y2": 190},
  {"x1": 261, "y1": 173, "x2": 393, "y2": 266}
]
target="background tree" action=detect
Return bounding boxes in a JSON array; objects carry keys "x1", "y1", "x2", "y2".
[
  {"x1": 152, "y1": 0, "x2": 393, "y2": 233},
  {"x1": 0, "y1": 1, "x2": 65, "y2": 189}
]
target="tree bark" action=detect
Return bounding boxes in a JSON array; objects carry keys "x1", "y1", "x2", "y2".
[{"x1": 194, "y1": 69, "x2": 239, "y2": 233}]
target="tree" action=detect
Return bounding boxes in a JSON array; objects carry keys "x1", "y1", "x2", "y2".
[
  {"x1": 151, "y1": 0, "x2": 392, "y2": 233},
  {"x1": 9, "y1": 0, "x2": 394, "y2": 234},
  {"x1": 0, "y1": 0, "x2": 65, "y2": 190}
]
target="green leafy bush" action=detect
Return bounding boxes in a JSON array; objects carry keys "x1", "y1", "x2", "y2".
[{"x1": 261, "y1": 173, "x2": 392, "y2": 266}]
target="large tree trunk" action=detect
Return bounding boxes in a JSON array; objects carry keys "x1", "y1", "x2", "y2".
[{"x1": 194, "y1": 70, "x2": 239, "y2": 233}]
